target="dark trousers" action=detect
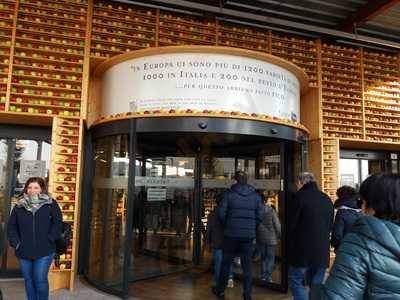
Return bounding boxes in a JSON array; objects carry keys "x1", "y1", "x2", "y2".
[{"x1": 217, "y1": 237, "x2": 253, "y2": 298}]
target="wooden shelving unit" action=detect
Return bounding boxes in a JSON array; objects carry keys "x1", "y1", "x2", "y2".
[
  {"x1": 49, "y1": 117, "x2": 83, "y2": 290},
  {"x1": 363, "y1": 50, "x2": 400, "y2": 143},
  {"x1": 158, "y1": 10, "x2": 216, "y2": 46},
  {"x1": 10, "y1": 0, "x2": 87, "y2": 117},
  {"x1": 322, "y1": 138, "x2": 339, "y2": 199},
  {"x1": 216, "y1": 21, "x2": 269, "y2": 53},
  {"x1": 0, "y1": 0, "x2": 16, "y2": 111},
  {"x1": 271, "y1": 33, "x2": 318, "y2": 87},
  {"x1": 90, "y1": 1, "x2": 156, "y2": 59},
  {"x1": 321, "y1": 44, "x2": 363, "y2": 140}
]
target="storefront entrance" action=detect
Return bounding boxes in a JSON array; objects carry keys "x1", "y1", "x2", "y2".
[
  {"x1": 82, "y1": 117, "x2": 305, "y2": 298},
  {"x1": 0, "y1": 125, "x2": 51, "y2": 277},
  {"x1": 339, "y1": 149, "x2": 400, "y2": 189}
]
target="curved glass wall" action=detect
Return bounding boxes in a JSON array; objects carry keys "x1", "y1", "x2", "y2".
[
  {"x1": 87, "y1": 134, "x2": 129, "y2": 292},
  {"x1": 84, "y1": 118, "x2": 306, "y2": 297}
]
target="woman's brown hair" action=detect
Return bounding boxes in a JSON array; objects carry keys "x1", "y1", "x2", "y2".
[{"x1": 22, "y1": 177, "x2": 47, "y2": 194}]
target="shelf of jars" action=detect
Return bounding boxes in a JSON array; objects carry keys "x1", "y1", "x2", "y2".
[
  {"x1": 216, "y1": 21, "x2": 269, "y2": 52},
  {"x1": 158, "y1": 11, "x2": 216, "y2": 46},
  {"x1": 90, "y1": 1, "x2": 156, "y2": 59},
  {"x1": 10, "y1": 1, "x2": 86, "y2": 117},
  {"x1": 271, "y1": 33, "x2": 318, "y2": 87},
  {"x1": 322, "y1": 101, "x2": 363, "y2": 140},
  {"x1": 362, "y1": 50, "x2": 400, "y2": 142},
  {"x1": 49, "y1": 117, "x2": 82, "y2": 272},
  {"x1": 0, "y1": 0, "x2": 15, "y2": 111},
  {"x1": 322, "y1": 138, "x2": 339, "y2": 199},
  {"x1": 321, "y1": 44, "x2": 363, "y2": 139},
  {"x1": 365, "y1": 101, "x2": 400, "y2": 143}
]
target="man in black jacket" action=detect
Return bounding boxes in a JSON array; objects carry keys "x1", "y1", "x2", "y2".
[
  {"x1": 212, "y1": 171, "x2": 264, "y2": 300},
  {"x1": 288, "y1": 172, "x2": 334, "y2": 300}
]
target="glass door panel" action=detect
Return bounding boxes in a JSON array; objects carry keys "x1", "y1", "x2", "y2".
[
  {"x1": 339, "y1": 158, "x2": 360, "y2": 189},
  {"x1": 201, "y1": 143, "x2": 284, "y2": 287},
  {"x1": 0, "y1": 138, "x2": 52, "y2": 275},
  {"x1": 130, "y1": 156, "x2": 195, "y2": 280},
  {"x1": 88, "y1": 134, "x2": 129, "y2": 293},
  {"x1": 248, "y1": 143, "x2": 283, "y2": 286},
  {"x1": 5, "y1": 139, "x2": 51, "y2": 272},
  {"x1": 201, "y1": 157, "x2": 235, "y2": 268}
]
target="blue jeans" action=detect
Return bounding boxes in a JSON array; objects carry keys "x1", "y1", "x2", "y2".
[
  {"x1": 288, "y1": 266, "x2": 326, "y2": 300},
  {"x1": 217, "y1": 237, "x2": 253, "y2": 298},
  {"x1": 213, "y1": 248, "x2": 233, "y2": 285},
  {"x1": 260, "y1": 244, "x2": 276, "y2": 281},
  {"x1": 19, "y1": 253, "x2": 54, "y2": 300}
]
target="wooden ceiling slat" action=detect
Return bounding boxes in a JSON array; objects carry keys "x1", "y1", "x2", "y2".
[{"x1": 337, "y1": 0, "x2": 400, "y2": 32}]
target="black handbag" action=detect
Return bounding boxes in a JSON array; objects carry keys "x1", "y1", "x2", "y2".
[{"x1": 55, "y1": 221, "x2": 72, "y2": 255}]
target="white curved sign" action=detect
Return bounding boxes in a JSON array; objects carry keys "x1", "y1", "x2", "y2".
[{"x1": 101, "y1": 53, "x2": 300, "y2": 121}]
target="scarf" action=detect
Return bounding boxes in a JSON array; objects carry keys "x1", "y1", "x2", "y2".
[{"x1": 17, "y1": 193, "x2": 52, "y2": 214}]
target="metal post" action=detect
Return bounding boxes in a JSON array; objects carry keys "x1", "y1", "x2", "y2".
[{"x1": 122, "y1": 119, "x2": 137, "y2": 298}]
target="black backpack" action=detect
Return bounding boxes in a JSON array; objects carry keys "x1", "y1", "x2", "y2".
[{"x1": 55, "y1": 221, "x2": 72, "y2": 255}]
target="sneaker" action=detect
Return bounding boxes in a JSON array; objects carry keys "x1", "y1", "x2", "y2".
[
  {"x1": 227, "y1": 279, "x2": 234, "y2": 288},
  {"x1": 211, "y1": 287, "x2": 224, "y2": 300}
]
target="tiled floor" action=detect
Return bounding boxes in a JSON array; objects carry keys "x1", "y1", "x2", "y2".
[
  {"x1": 0, "y1": 278, "x2": 120, "y2": 300},
  {"x1": 0, "y1": 271, "x2": 293, "y2": 300},
  {"x1": 129, "y1": 269, "x2": 292, "y2": 300}
]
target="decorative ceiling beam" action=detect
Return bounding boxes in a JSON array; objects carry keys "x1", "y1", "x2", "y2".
[
  {"x1": 117, "y1": 0, "x2": 400, "y2": 49},
  {"x1": 338, "y1": 0, "x2": 400, "y2": 32}
]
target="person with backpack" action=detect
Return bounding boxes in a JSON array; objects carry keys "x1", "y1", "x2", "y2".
[
  {"x1": 331, "y1": 186, "x2": 362, "y2": 252},
  {"x1": 212, "y1": 171, "x2": 264, "y2": 300},
  {"x1": 7, "y1": 177, "x2": 62, "y2": 300}
]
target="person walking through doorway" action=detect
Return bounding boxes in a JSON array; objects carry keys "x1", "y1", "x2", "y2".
[
  {"x1": 212, "y1": 171, "x2": 264, "y2": 300},
  {"x1": 288, "y1": 172, "x2": 334, "y2": 300},
  {"x1": 205, "y1": 194, "x2": 234, "y2": 288},
  {"x1": 7, "y1": 177, "x2": 62, "y2": 300},
  {"x1": 257, "y1": 197, "x2": 281, "y2": 283},
  {"x1": 331, "y1": 185, "x2": 362, "y2": 252}
]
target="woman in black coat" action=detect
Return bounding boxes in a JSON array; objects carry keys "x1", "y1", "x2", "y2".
[
  {"x1": 331, "y1": 186, "x2": 362, "y2": 252},
  {"x1": 7, "y1": 177, "x2": 62, "y2": 300}
]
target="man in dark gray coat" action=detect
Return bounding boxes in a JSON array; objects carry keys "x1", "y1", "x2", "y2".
[
  {"x1": 212, "y1": 171, "x2": 264, "y2": 300},
  {"x1": 288, "y1": 172, "x2": 334, "y2": 300}
]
